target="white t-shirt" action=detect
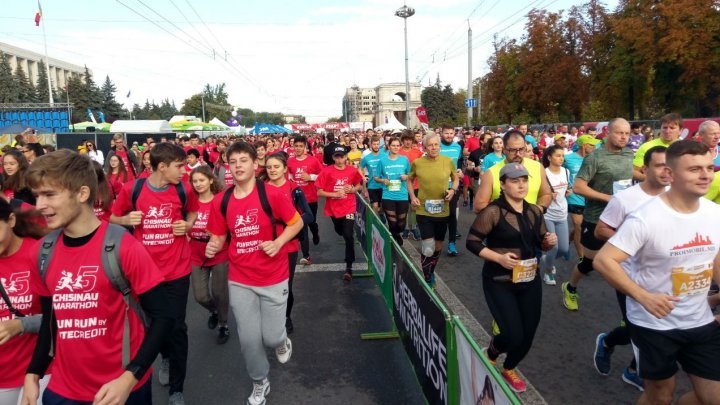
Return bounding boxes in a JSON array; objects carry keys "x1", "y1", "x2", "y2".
[
  {"x1": 544, "y1": 167, "x2": 569, "y2": 221},
  {"x1": 609, "y1": 197, "x2": 720, "y2": 330}
]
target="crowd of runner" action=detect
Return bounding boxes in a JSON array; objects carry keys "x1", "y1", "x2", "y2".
[{"x1": 0, "y1": 113, "x2": 718, "y2": 405}]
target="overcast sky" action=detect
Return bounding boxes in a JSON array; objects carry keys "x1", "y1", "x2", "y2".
[{"x1": 3, "y1": 0, "x2": 617, "y2": 122}]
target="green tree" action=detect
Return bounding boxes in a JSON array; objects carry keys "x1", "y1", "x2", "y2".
[
  {"x1": 421, "y1": 77, "x2": 463, "y2": 126},
  {"x1": 14, "y1": 64, "x2": 37, "y2": 102},
  {"x1": 35, "y1": 60, "x2": 51, "y2": 103},
  {"x1": 0, "y1": 52, "x2": 19, "y2": 103},
  {"x1": 99, "y1": 75, "x2": 123, "y2": 122}
]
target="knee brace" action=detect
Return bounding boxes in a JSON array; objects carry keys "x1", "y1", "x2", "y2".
[
  {"x1": 421, "y1": 239, "x2": 435, "y2": 257},
  {"x1": 578, "y1": 257, "x2": 594, "y2": 275}
]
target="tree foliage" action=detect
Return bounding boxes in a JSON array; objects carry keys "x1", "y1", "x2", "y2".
[{"x1": 421, "y1": 77, "x2": 464, "y2": 126}]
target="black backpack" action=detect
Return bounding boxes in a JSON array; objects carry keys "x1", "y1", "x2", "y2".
[
  {"x1": 220, "y1": 179, "x2": 291, "y2": 240},
  {"x1": 131, "y1": 178, "x2": 188, "y2": 218}
]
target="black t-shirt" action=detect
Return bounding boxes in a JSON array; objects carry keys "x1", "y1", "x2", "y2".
[{"x1": 467, "y1": 148, "x2": 485, "y2": 180}]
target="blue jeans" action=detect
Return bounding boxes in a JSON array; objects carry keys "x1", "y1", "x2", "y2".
[{"x1": 541, "y1": 217, "x2": 570, "y2": 270}]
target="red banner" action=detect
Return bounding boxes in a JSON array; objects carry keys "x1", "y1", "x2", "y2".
[{"x1": 415, "y1": 106, "x2": 429, "y2": 124}]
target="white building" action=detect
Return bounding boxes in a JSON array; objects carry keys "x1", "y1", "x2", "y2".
[
  {"x1": 0, "y1": 42, "x2": 87, "y2": 91},
  {"x1": 342, "y1": 82, "x2": 422, "y2": 129}
]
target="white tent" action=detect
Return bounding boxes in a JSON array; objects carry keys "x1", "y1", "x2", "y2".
[
  {"x1": 375, "y1": 113, "x2": 407, "y2": 131},
  {"x1": 209, "y1": 117, "x2": 230, "y2": 128},
  {"x1": 109, "y1": 120, "x2": 173, "y2": 133}
]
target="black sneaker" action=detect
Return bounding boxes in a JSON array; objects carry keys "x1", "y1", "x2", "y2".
[
  {"x1": 208, "y1": 312, "x2": 219, "y2": 330},
  {"x1": 286, "y1": 317, "x2": 294, "y2": 334},
  {"x1": 217, "y1": 326, "x2": 229, "y2": 345},
  {"x1": 312, "y1": 232, "x2": 320, "y2": 245}
]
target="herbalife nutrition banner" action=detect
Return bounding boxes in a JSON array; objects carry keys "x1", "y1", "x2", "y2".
[
  {"x1": 392, "y1": 245, "x2": 449, "y2": 405},
  {"x1": 354, "y1": 194, "x2": 368, "y2": 253}
]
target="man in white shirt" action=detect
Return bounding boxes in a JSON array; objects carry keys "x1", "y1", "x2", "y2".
[{"x1": 595, "y1": 141, "x2": 720, "y2": 405}]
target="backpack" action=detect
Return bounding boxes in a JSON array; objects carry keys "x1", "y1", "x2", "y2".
[
  {"x1": 131, "y1": 178, "x2": 188, "y2": 218},
  {"x1": 38, "y1": 223, "x2": 148, "y2": 367},
  {"x1": 220, "y1": 178, "x2": 288, "y2": 240}
]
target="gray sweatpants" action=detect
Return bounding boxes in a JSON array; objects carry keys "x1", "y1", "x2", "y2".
[{"x1": 229, "y1": 280, "x2": 288, "y2": 381}]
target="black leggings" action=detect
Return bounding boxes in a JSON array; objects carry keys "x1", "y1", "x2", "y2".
[
  {"x1": 483, "y1": 276, "x2": 542, "y2": 370},
  {"x1": 381, "y1": 199, "x2": 409, "y2": 242},
  {"x1": 300, "y1": 202, "x2": 319, "y2": 258},
  {"x1": 286, "y1": 251, "x2": 298, "y2": 319},
  {"x1": 331, "y1": 216, "x2": 355, "y2": 268},
  {"x1": 605, "y1": 290, "x2": 637, "y2": 370},
  {"x1": 448, "y1": 191, "x2": 459, "y2": 243}
]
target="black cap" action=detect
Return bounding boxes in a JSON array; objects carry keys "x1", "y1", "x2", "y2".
[{"x1": 332, "y1": 146, "x2": 348, "y2": 156}]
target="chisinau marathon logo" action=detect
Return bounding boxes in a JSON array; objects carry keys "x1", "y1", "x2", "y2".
[
  {"x1": 146, "y1": 203, "x2": 173, "y2": 219},
  {"x1": 670, "y1": 233, "x2": 715, "y2": 257},
  {"x1": 234, "y1": 209, "x2": 259, "y2": 228},
  {"x1": 53, "y1": 266, "x2": 100, "y2": 311},
  {"x1": 197, "y1": 211, "x2": 209, "y2": 222},
  {"x1": 1, "y1": 271, "x2": 30, "y2": 295}
]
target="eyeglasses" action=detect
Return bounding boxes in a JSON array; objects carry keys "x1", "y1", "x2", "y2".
[
  {"x1": 86, "y1": 144, "x2": 93, "y2": 147},
  {"x1": 504, "y1": 147, "x2": 526, "y2": 154}
]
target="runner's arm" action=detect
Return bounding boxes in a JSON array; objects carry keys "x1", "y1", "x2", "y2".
[
  {"x1": 473, "y1": 170, "x2": 493, "y2": 213},
  {"x1": 633, "y1": 166, "x2": 645, "y2": 181},
  {"x1": 536, "y1": 167, "x2": 552, "y2": 209},
  {"x1": 26, "y1": 296, "x2": 54, "y2": 377},
  {"x1": 594, "y1": 220, "x2": 617, "y2": 242},
  {"x1": 126, "y1": 285, "x2": 175, "y2": 380},
  {"x1": 572, "y1": 178, "x2": 611, "y2": 203}
]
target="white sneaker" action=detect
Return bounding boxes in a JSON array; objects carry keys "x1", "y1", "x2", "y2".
[
  {"x1": 543, "y1": 272, "x2": 556, "y2": 286},
  {"x1": 275, "y1": 337, "x2": 292, "y2": 364},
  {"x1": 247, "y1": 379, "x2": 270, "y2": 405},
  {"x1": 158, "y1": 357, "x2": 170, "y2": 386},
  {"x1": 169, "y1": 392, "x2": 185, "y2": 405}
]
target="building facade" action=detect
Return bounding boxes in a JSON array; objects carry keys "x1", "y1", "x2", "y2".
[
  {"x1": 342, "y1": 82, "x2": 422, "y2": 129},
  {"x1": 0, "y1": 42, "x2": 87, "y2": 92}
]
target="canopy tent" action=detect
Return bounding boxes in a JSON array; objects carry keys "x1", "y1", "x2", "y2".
[
  {"x1": 252, "y1": 123, "x2": 292, "y2": 134},
  {"x1": 110, "y1": 120, "x2": 173, "y2": 133},
  {"x1": 374, "y1": 113, "x2": 407, "y2": 131},
  {"x1": 208, "y1": 117, "x2": 230, "y2": 128},
  {"x1": 70, "y1": 121, "x2": 111, "y2": 132}
]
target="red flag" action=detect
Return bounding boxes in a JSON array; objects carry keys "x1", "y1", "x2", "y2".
[
  {"x1": 35, "y1": 1, "x2": 42, "y2": 26},
  {"x1": 415, "y1": 106, "x2": 429, "y2": 124}
]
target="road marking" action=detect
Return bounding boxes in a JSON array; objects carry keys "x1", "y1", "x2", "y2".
[{"x1": 296, "y1": 262, "x2": 368, "y2": 273}]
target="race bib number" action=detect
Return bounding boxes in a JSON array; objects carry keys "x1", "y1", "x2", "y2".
[
  {"x1": 613, "y1": 179, "x2": 632, "y2": 195},
  {"x1": 387, "y1": 179, "x2": 401, "y2": 192},
  {"x1": 425, "y1": 199, "x2": 444, "y2": 214},
  {"x1": 512, "y1": 258, "x2": 537, "y2": 283},
  {"x1": 671, "y1": 263, "x2": 713, "y2": 297}
]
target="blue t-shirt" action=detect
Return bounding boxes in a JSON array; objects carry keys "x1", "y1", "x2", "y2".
[
  {"x1": 563, "y1": 152, "x2": 585, "y2": 207},
  {"x1": 440, "y1": 141, "x2": 462, "y2": 187},
  {"x1": 378, "y1": 155, "x2": 410, "y2": 201},
  {"x1": 360, "y1": 152, "x2": 384, "y2": 189},
  {"x1": 525, "y1": 134, "x2": 537, "y2": 148},
  {"x1": 714, "y1": 146, "x2": 720, "y2": 171},
  {"x1": 482, "y1": 153, "x2": 505, "y2": 172}
]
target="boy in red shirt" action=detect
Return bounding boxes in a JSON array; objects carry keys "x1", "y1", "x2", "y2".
[
  {"x1": 205, "y1": 141, "x2": 302, "y2": 405},
  {"x1": 315, "y1": 146, "x2": 364, "y2": 281},
  {"x1": 22, "y1": 150, "x2": 174, "y2": 405},
  {"x1": 287, "y1": 136, "x2": 322, "y2": 261},
  {"x1": 111, "y1": 143, "x2": 198, "y2": 405}
]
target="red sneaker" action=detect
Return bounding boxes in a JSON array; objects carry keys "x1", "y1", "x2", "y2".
[{"x1": 501, "y1": 369, "x2": 527, "y2": 393}]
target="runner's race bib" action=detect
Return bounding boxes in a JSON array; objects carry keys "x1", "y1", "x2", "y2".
[
  {"x1": 388, "y1": 179, "x2": 401, "y2": 192},
  {"x1": 671, "y1": 263, "x2": 713, "y2": 297},
  {"x1": 512, "y1": 258, "x2": 538, "y2": 283},
  {"x1": 425, "y1": 199, "x2": 444, "y2": 214},
  {"x1": 613, "y1": 179, "x2": 632, "y2": 195}
]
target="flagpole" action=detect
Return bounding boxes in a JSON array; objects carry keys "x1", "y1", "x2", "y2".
[{"x1": 39, "y1": 0, "x2": 54, "y2": 105}]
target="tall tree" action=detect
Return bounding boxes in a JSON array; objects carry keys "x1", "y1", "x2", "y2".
[
  {"x1": 99, "y1": 75, "x2": 123, "y2": 122},
  {"x1": 0, "y1": 52, "x2": 19, "y2": 103},
  {"x1": 14, "y1": 64, "x2": 37, "y2": 102}
]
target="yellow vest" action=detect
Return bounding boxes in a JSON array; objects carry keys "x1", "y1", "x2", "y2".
[{"x1": 489, "y1": 158, "x2": 543, "y2": 204}]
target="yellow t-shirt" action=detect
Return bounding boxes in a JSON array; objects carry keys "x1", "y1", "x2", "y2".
[
  {"x1": 705, "y1": 174, "x2": 720, "y2": 204},
  {"x1": 488, "y1": 158, "x2": 544, "y2": 204},
  {"x1": 347, "y1": 149, "x2": 362, "y2": 166},
  {"x1": 410, "y1": 155, "x2": 456, "y2": 217},
  {"x1": 633, "y1": 138, "x2": 676, "y2": 168}
]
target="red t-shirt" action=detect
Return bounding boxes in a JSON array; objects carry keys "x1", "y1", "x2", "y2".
[
  {"x1": 287, "y1": 155, "x2": 322, "y2": 203},
  {"x1": 315, "y1": 165, "x2": 363, "y2": 218},
  {"x1": 465, "y1": 137, "x2": 481, "y2": 153},
  {"x1": 399, "y1": 148, "x2": 422, "y2": 189},
  {"x1": 3, "y1": 189, "x2": 13, "y2": 200},
  {"x1": 108, "y1": 173, "x2": 128, "y2": 198},
  {"x1": 0, "y1": 239, "x2": 42, "y2": 388},
  {"x1": 137, "y1": 169, "x2": 151, "y2": 179},
  {"x1": 268, "y1": 181, "x2": 299, "y2": 253},
  {"x1": 189, "y1": 200, "x2": 228, "y2": 266},
  {"x1": 93, "y1": 199, "x2": 113, "y2": 222},
  {"x1": 206, "y1": 184, "x2": 300, "y2": 286},
  {"x1": 221, "y1": 164, "x2": 234, "y2": 187},
  {"x1": 32, "y1": 222, "x2": 164, "y2": 401},
  {"x1": 113, "y1": 150, "x2": 136, "y2": 179},
  {"x1": 112, "y1": 181, "x2": 199, "y2": 281}
]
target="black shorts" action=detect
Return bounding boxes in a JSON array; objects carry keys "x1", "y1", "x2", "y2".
[
  {"x1": 568, "y1": 204, "x2": 584, "y2": 215},
  {"x1": 630, "y1": 321, "x2": 720, "y2": 381},
  {"x1": 580, "y1": 221, "x2": 604, "y2": 251},
  {"x1": 368, "y1": 188, "x2": 383, "y2": 204},
  {"x1": 416, "y1": 215, "x2": 448, "y2": 241}
]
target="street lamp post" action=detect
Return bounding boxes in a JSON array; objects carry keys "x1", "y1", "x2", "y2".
[{"x1": 395, "y1": 4, "x2": 415, "y2": 128}]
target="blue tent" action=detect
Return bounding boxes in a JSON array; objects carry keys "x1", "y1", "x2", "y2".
[{"x1": 252, "y1": 123, "x2": 292, "y2": 134}]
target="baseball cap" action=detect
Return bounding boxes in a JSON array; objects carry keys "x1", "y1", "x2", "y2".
[
  {"x1": 577, "y1": 135, "x2": 601, "y2": 147},
  {"x1": 554, "y1": 134, "x2": 566, "y2": 141},
  {"x1": 332, "y1": 146, "x2": 348, "y2": 156},
  {"x1": 499, "y1": 163, "x2": 529, "y2": 179}
]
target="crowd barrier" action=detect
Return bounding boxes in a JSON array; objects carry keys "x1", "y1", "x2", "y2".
[{"x1": 354, "y1": 194, "x2": 520, "y2": 405}]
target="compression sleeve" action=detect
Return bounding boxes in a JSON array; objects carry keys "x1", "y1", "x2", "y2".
[
  {"x1": 126, "y1": 284, "x2": 175, "y2": 380},
  {"x1": 465, "y1": 228, "x2": 487, "y2": 255},
  {"x1": 26, "y1": 296, "x2": 54, "y2": 376},
  {"x1": 20, "y1": 314, "x2": 42, "y2": 334}
]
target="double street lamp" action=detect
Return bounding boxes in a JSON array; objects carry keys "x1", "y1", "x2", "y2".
[{"x1": 395, "y1": 4, "x2": 415, "y2": 128}]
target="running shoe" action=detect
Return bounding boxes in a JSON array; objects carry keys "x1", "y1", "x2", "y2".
[
  {"x1": 428, "y1": 273, "x2": 437, "y2": 289},
  {"x1": 208, "y1": 312, "x2": 219, "y2": 330},
  {"x1": 411, "y1": 229, "x2": 421, "y2": 241},
  {"x1": 285, "y1": 317, "x2": 294, "y2": 334},
  {"x1": 455, "y1": 232, "x2": 462, "y2": 238},
  {"x1": 158, "y1": 357, "x2": 170, "y2": 386},
  {"x1": 169, "y1": 392, "x2": 185, "y2": 405},
  {"x1": 343, "y1": 271, "x2": 352, "y2": 283},
  {"x1": 462, "y1": 200, "x2": 468, "y2": 207},
  {"x1": 448, "y1": 242, "x2": 458, "y2": 256},
  {"x1": 491, "y1": 320, "x2": 500, "y2": 336},
  {"x1": 299, "y1": 257, "x2": 312, "y2": 266},
  {"x1": 501, "y1": 369, "x2": 527, "y2": 393},
  {"x1": 312, "y1": 232, "x2": 320, "y2": 246},
  {"x1": 622, "y1": 367, "x2": 644, "y2": 391},
  {"x1": 542, "y1": 272, "x2": 556, "y2": 286},
  {"x1": 276, "y1": 338, "x2": 292, "y2": 364},
  {"x1": 593, "y1": 333, "x2": 613, "y2": 376},
  {"x1": 484, "y1": 348, "x2": 497, "y2": 366},
  {"x1": 217, "y1": 326, "x2": 230, "y2": 345},
  {"x1": 247, "y1": 379, "x2": 270, "y2": 405},
  {"x1": 561, "y1": 282, "x2": 579, "y2": 311},
  {"x1": 401, "y1": 229, "x2": 410, "y2": 239}
]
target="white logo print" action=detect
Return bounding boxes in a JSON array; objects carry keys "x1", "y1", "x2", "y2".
[
  {"x1": 335, "y1": 178, "x2": 348, "y2": 186},
  {"x1": 197, "y1": 211, "x2": 209, "y2": 222},
  {"x1": 0, "y1": 272, "x2": 28, "y2": 294},
  {"x1": 54, "y1": 267, "x2": 99, "y2": 292},
  {"x1": 234, "y1": 209, "x2": 259, "y2": 228},
  {"x1": 146, "y1": 203, "x2": 173, "y2": 219}
]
